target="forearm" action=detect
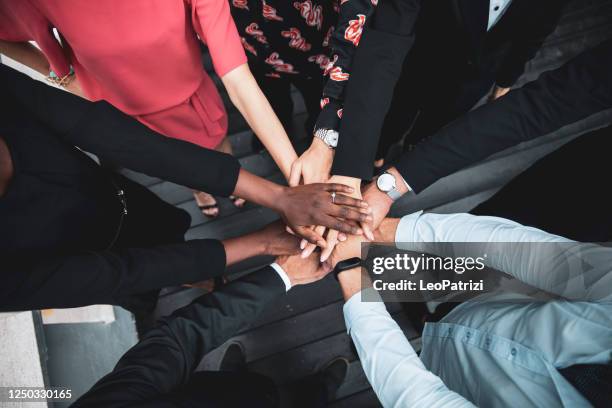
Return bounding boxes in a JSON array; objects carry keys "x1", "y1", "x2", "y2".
[
  {"x1": 1, "y1": 64, "x2": 241, "y2": 196},
  {"x1": 223, "y1": 64, "x2": 298, "y2": 179},
  {"x1": 222, "y1": 229, "x2": 267, "y2": 266},
  {"x1": 332, "y1": 0, "x2": 421, "y2": 179},
  {"x1": 394, "y1": 39, "x2": 612, "y2": 193},
  {"x1": 1, "y1": 240, "x2": 226, "y2": 312},
  {"x1": 0, "y1": 40, "x2": 50, "y2": 75},
  {"x1": 342, "y1": 278, "x2": 473, "y2": 407},
  {"x1": 232, "y1": 168, "x2": 286, "y2": 213}
]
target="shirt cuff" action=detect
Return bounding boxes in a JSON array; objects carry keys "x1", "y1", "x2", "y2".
[
  {"x1": 394, "y1": 211, "x2": 424, "y2": 243},
  {"x1": 270, "y1": 262, "x2": 291, "y2": 292},
  {"x1": 343, "y1": 288, "x2": 385, "y2": 334}
]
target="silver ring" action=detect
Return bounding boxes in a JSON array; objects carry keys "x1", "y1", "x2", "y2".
[{"x1": 331, "y1": 192, "x2": 336, "y2": 204}]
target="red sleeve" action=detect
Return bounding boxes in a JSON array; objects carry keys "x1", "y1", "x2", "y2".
[
  {"x1": 0, "y1": 0, "x2": 71, "y2": 77},
  {"x1": 187, "y1": 0, "x2": 248, "y2": 77}
]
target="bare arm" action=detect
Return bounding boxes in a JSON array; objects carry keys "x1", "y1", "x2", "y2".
[
  {"x1": 222, "y1": 64, "x2": 298, "y2": 179},
  {"x1": 0, "y1": 40, "x2": 50, "y2": 75}
]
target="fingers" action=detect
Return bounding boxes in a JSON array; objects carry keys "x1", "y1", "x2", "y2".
[
  {"x1": 294, "y1": 225, "x2": 326, "y2": 248},
  {"x1": 361, "y1": 219, "x2": 375, "y2": 241},
  {"x1": 324, "y1": 183, "x2": 355, "y2": 194},
  {"x1": 330, "y1": 192, "x2": 369, "y2": 209},
  {"x1": 320, "y1": 229, "x2": 339, "y2": 262},
  {"x1": 327, "y1": 204, "x2": 373, "y2": 224},
  {"x1": 301, "y1": 225, "x2": 326, "y2": 258},
  {"x1": 317, "y1": 214, "x2": 363, "y2": 236},
  {"x1": 289, "y1": 161, "x2": 302, "y2": 187}
]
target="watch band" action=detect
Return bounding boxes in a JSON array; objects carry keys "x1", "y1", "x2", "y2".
[
  {"x1": 333, "y1": 257, "x2": 363, "y2": 281},
  {"x1": 387, "y1": 188, "x2": 402, "y2": 201},
  {"x1": 314, "y1": 128, "x2": 339, "y2": 148}
]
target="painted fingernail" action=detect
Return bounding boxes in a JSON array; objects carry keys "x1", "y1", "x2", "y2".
[{"x1": 300, "y1": 240, "x2": 306, "y2": 250}]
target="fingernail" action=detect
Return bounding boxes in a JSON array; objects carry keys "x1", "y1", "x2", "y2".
[
  {"x1": 301, "y1": 250, "x2": 309, "y2": 258},
  {"x1": 320, "y1": 254, "x2": 326, "y2": 262},
  {"x1": 355, "y1": 228, "x2": 363, "y2": 235},
  {"x1": 300, "y1": 240, "x2": 306, "y2": 250}
]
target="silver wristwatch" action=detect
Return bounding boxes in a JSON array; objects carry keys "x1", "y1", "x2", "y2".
[
  {"x1": 376, "y1": 172, "x2": 402, "y2": 201},
  {"x1": 314, "y1": 128, "x2": 339, "y2": 148}
]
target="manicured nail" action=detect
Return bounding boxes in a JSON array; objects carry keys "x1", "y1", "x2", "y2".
[{"x1": 300, "y1": 240, "x2": 307, "y2": 250}]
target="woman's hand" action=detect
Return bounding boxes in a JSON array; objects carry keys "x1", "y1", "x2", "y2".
[
  {"x1": 289, "y1": 138, "x2": 334, "y2": 186},
  {"x1": 300, "y1": 175, "x2": 373, "y2": 262},
  {"x1": 277, "y1": 182, "x2": 371, "y2": 247}
]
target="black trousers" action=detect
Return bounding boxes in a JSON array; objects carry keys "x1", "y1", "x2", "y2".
[
  {"x1": 251, "y1": 62, "x2": 326, "y2": 136},
  {"x1": 109, "y1": 174, "x2": 191, "y2": 315},
  {"x1": 377, "y1": 54, "x2": 496, "y2": 160},
  {"x1": 472, "y1": 126, "x2": 612, "y2": 242},
  {"x1": 159, "y1": 370, "x2": 329, "y2": 408}
]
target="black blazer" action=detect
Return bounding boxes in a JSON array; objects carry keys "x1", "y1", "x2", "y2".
[
  {"x1": 394, "y1": 39, "x2": 612, "y2": 193},
  {"x1": 72, "y1": 266, "x2": 286, "y2": 407},
  {"x1": 332, "y1": 0, "x2": 568, "y2": 180},
  {"x1": 0, "y1": 65, "x2": 241, "y2": 311}
]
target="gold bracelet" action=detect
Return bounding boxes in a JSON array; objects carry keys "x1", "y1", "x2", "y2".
[{"x1": 47, "y1": 68, "x2": 75, "y2": 88}]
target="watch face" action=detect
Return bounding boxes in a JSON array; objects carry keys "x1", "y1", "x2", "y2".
[{"x1": 377, "y1": 173, "x2": 396, "y2": 192}]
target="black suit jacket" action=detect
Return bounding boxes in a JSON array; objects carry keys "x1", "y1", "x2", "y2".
[
  {"x1": 0, "y1": 65, "x2": 241, "y2": 197},
  {"x1": 332, "y1": 0, "x2": 567, "y2": 179},
  {"x1": 0, "y1": 65, "x2": 242, "y2": 311},
  {"x1": 394, "y1": 39, "x2": 612, "y2": 192},
  {"x1": 72, "y1": 266, "x2": 286, "y2": 407}
]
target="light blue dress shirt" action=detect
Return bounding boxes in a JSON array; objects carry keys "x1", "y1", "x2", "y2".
[{"x1": 344, "y1": 212, "x2": 612, "y2": 407}]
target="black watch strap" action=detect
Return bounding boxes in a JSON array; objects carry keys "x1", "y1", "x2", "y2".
[{"x1": 333, "y1": 257, "x2": 363, "y2": 281}]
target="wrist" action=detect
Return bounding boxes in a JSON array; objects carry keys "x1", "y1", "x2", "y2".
[
  {"x1": 385, "y1": 167, "x2": 410, "y2": 196},
  {"x1": 331, "y1": 175, "x2": 361, "y2": 191},
  {"x1": 338, "y1": 267, "x2": 363, "y2": 301},
  {"x1": 267, "y1": 182, "x2": 289, "y2": 214},
  {"x1": 311, "y1": 136, "x2": 334, "y2": 153}
]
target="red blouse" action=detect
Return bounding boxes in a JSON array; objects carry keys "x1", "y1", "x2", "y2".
[{"x1": 0, "y1": 0, "x2": 247, "y2": 116}]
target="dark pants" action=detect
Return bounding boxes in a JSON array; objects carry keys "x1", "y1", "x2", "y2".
[
  {"x1": 160, "y1": 370, "x2": 329, "y2": 408},
  {"x1": 159, "y1": 371, "x2": 279, "y2": 408},
  {"x1": 110, "y1": 174, "x2": 191, "y2": 316},
  {"x1": 377, "y1": 55, "x2": 495, "y2": 160},
  {"x1": 472, "y1": 126, "x2": 612, "y2": 242},
  {"x1": 251, "y1": 63, "x2": 326, "y2": 136}
]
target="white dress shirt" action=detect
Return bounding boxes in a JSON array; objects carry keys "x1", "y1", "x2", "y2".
[
  {"x1": 488, "y1": 0, "x2": 513, "y2": 31},
  {"x1": 344, "y1": 212, "x2": 612, "y2": 407}
]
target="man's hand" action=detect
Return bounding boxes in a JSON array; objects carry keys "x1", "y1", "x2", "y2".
[
  {"x1": 289, "y1": 138, "x2": 334, "y2": 186},
  {"x1": 276, "y1": 252, "x2": 333, "y2": 287},
  {"x1": 489, "y1": 85, "x2": 510, "y2": 102},
  {"x1": 277, "y1": 183, "x2": 371, "y2": 247},
  {"x1": 258, "y1": 221, "x2": 301, "y2": 256},
  {"x1": 361, "y1": 166, "x2": 410, "y2": 234}
]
